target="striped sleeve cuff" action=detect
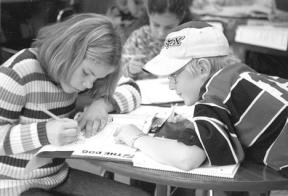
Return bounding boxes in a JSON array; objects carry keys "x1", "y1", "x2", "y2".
[
  {"x1": 4, "y1": 122, "x2": 50, "y2": 155},
  {"x1": 112, "y1": 83, "x2": 141, "y2": 113},
  {"x1": 37, "y1": 121, "x2": 50, "y2": 145}
]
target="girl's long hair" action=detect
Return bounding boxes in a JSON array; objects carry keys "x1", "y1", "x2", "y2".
[{"x1": 32, "y1": 13, "x2": 122, "y2": 100}]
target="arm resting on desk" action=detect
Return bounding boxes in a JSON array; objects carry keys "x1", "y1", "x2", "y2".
[
  {"x1": 135, "y1": 136, "x2": 206, "y2": 171},
  {"x1": 115, "y1": 123, "x2": 206, "y2": 171}
]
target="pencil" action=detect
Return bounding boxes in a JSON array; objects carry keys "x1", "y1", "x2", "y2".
[
  {"x1": 168, "y1": 103, "x2": 177, "y2": 121},
  {"x1": 170, "y1": 104, "x2": 177, "y2": 117},
  {"x1": 35, "y1": 104, "x2": 60, "y2": 120}
]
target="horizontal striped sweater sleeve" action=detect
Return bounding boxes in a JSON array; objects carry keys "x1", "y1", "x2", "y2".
[
  {"x1": 111, "y1": 77, "x2": 141, "y2": 113},
  {"x1": 0, "y1": 66, "x2": 49, "y2": 155}
]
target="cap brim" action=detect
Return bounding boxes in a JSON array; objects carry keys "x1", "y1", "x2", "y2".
[{"x1": 143, "y1": 54, "x2": 191, "y2": 76}]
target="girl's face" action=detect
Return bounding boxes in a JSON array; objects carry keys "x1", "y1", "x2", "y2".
[
  {"x1": 60, "y1": 59, "x2": 115, "y2": 93},
  {"x1": 149, "y1": 12, "x2": 181, "y2": 41}
]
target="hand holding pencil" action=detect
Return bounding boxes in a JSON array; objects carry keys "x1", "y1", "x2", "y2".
[{"x1": 35, "y1": 104, "x2": 80, "y2": 146}]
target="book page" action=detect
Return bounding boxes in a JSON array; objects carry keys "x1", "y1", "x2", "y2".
[
  {"x1": 71, "y1": 109, "x2": 175, "y2": 160},
  {"x1": 72, "y1": 122, "x2": 136, "y2": 161},
  {"x1": 36, "y1": 112, "x2": 160, "y2": 161},
  {"x1": 72, "y1": 114, "x2": 157, "y2": 160}
]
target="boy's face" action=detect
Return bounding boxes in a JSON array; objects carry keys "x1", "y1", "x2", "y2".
[{"x1": 169, "y1": 65, "x2": 206, "y2": 106}]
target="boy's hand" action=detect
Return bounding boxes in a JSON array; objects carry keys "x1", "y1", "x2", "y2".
[
  {"x1": 113, "y1": 124, "x2": 142, "y2": 146},
  {"x1": 46, "y1": 118, "x2": 79, "y2": 146}
]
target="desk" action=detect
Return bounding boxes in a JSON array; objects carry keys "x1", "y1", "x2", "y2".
[{"x1": 89, "y1": 160, "x2": 288, "y2": 196}]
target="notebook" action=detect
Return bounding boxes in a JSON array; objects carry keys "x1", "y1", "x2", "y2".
[{"x1": 133, "y1": 152, "x2": 240, "y2": 178}]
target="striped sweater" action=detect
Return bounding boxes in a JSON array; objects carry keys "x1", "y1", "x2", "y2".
[
  {"x1": 0, "y1": 49, "x2": 141, "y2": 196},
  {"x1": 181, "y1": 63, "x2": 288, "y2": 176}
]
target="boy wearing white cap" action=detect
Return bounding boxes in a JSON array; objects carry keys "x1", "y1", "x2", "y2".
[{"x1": 114, "y1": 21, "x2": 288, "y2": 176}]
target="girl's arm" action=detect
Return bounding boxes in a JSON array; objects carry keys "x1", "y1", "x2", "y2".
[
  {"x1": 111, "y1": 77, "x2": 141, "y2": 113},
  {"x1": 77, "y1": 77, "x2": 141, "y2": 135},
  {"x1": 0, "y1": 66, "x2": 50, "y2": 155}
]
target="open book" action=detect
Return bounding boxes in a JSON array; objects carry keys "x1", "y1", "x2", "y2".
[
  {"x1": 36, "y1": 106, "x2": 173, "y2": 162},
  {"x1": 133, "y1": 152, "x2": 240, "y2": 178},
  {"x1": 37, "y1": 114, "x2": 152, "y2": 162}
]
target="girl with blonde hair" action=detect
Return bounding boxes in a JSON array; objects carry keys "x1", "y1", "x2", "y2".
[{"x1": 0, "y1": 13, "x2": 146, "y2": 196}]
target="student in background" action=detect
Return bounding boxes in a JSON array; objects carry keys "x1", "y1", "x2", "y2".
[
  {"x1": 122, "y1": 0, "x2": 193, "y2": 80},
  {"x1": 106, "y1": 0, "x2": 148, "y2": 43},
  {"x1": 120, "y1": 0, "x2": 149, "y2": 43},
  {"x1": 115, "y1": 21, "x2": 288, "y2": 178},
  {"x1": 0, "y1": 13, "x2": 148, "y2": 196},
  {"x1": 106, "y1": 0, "x2": 133, "y2": 24}
]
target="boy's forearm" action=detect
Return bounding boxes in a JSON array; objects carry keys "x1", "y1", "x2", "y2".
[{"x1": 134, "y1": 136, "x2": 206, "y2": 171}]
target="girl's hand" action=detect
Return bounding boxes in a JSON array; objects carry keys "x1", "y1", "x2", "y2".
[
  {"x1": 77, "y1": 98, "x2": 113, "y2": 138},
  {"x1": 46, "y1": 118, "x2": 79, "y2": 146},
  {"x1": 113, "y1": 124, "x2": 142, "y2": 147}
]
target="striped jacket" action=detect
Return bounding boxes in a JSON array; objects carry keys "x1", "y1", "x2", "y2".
[
  {"x1": 182, "y1": 63, "x2": 288, "y2": 176},
  {"x1": 0, "y1": 49, "x2": 141, "y2": 196}
]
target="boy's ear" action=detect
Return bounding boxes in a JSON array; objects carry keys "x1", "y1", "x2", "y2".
[{"x1": 197, "y1": 58, "x2": 211, "y2": 80}]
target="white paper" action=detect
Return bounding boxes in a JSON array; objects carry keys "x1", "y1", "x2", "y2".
[
  {"x1": 136, "y1": 78, "x2": 183, "y2": 104},
  {"x1": 35, "y1": 112, "x2": 158, "y2": 161},
  {"x1": 235, "y1": 25, "x2": 288, "y2": 51},
  {"x1": 133, "y1": 152, "x2": 239, "y2": 178}
]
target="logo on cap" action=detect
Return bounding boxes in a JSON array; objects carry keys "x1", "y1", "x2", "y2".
[{"x1": 164, "y1": 36, "x2": 185, "y2": 49}]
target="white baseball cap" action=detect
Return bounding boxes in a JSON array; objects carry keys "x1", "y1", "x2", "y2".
[{"x1": 143, "y1": 21, "x2": 230, "y2": 76}]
